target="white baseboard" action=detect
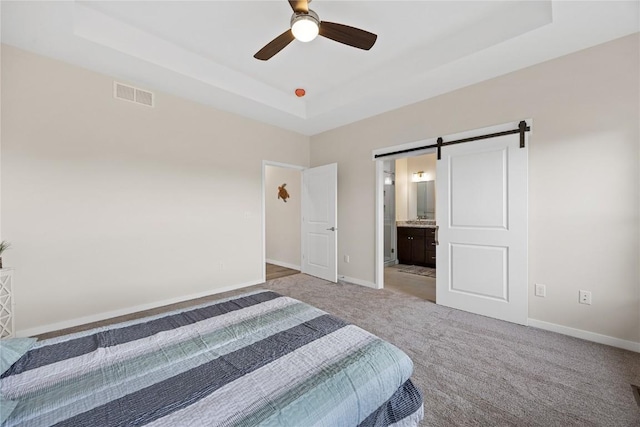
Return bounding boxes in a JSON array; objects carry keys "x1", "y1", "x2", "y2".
[
  {"x1": 339, "y1": 275, "x2": 381, "y2": 289},
  {"x1": 16, "y1": 279, "x2": 264, "y2": 338},
  {"x1": 265, "y1": 259, "x2": 301, "y2": 271},
  {"x1": 528, "y1": 318, "x2": 640, "y2": 353}
]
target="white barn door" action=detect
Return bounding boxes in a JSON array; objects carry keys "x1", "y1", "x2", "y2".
[
  {"x1": 436, "y1": 133, "x2": 528, "y2": 325},
  {"x1": 302, "y1": 163, "x2": 338, "y2": 283}
]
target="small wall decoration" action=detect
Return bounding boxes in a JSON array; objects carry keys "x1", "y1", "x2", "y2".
[
  {"x1": 278, "y1": 183, "x2": 290, "y2": 203},
  {"x1": 0, "y1": 240, "x2": 11, "y2": 269}
]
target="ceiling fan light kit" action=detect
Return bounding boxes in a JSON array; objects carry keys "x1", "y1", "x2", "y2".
[
  {"x1": 254, "y1": 0, "x2": 377, "y2": 61},
  {"x1": 291, "y1": 10, "x2": 319, "y2": 42}
]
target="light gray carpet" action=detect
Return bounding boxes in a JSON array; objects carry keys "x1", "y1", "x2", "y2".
[
  {"x1": 236, "y1": 274, "x2": 640, "y2": 427},
  {"x1": 395, "y1": 264, "x2": 437, "y2": 278},
  {"x1": 38, "y1": 273, "x2": 640, "y2": 426}
]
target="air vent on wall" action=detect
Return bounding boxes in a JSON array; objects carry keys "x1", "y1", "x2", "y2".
[{"x1": 114, "y1": 82, "x2": 154, "y2": 107}]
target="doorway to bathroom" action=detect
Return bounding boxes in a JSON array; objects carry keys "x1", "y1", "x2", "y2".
[{"x1": 383, "y1": 153, "x2": 438, "y2": 302}]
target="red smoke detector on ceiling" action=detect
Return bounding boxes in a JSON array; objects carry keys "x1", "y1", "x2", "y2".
[{"x1": 295, "y1": 88, "x2": 306, "y2": 97}]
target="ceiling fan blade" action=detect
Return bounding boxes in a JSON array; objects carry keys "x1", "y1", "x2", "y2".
[
  {"x1": 254, "y1": 29, "x2": 295, "y2": 61},
  {"x1": 319, "y1": 21, "x2": 377, "y2": 50},
  {"x1": 288, "y1": 0, "x2": 308, "y2": 14}
]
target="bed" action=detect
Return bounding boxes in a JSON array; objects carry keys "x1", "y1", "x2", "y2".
[{"x1": 1, "y1": 290, "x2": 423, "y2": 426}]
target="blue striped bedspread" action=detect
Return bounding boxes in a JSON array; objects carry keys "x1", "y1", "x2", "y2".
[{"x1": 1, "y1": 290, "x2": 423, "y2": 426}]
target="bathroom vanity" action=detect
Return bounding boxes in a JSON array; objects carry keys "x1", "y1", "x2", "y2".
[{"x1": 397, "y1": 222, "x2": 437, "y2": 267}]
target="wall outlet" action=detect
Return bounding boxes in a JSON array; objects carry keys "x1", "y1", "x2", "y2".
[
  {"x1": 579, "y1": 290, "x2": 592, "y2": 305},
  {"x1": 535, "y1": 284, "x2": 546, "y2": 297},
  {"x1": 344, "y1": 255, "x2": 350, "y2": 263}
]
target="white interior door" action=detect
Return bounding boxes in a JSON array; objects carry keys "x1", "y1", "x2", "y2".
[
  {"x1": 302, "y1": 163, "x2": 337, "y2": 282},
  {"x1": 436, "y1": 133, "x2": 528, "y2": 325}
]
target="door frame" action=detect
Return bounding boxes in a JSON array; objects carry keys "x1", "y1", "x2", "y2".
[
  {"x1": 261, "y1": 160, "x2": 306, "y2": 283},
  {"x1": 372, "y1": 121, "x2": 531, "y2": 306}
]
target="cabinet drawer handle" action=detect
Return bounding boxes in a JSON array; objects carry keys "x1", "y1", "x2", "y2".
[
  {"x1": 435, "y1": 226, "x2": 439, "y2": 246},
  {"x1": 431, "y1": 256, "x2": 436, "y2": 259},
  {"x1": 431, "y1": 243, "x2": 436, "y2": 246}
]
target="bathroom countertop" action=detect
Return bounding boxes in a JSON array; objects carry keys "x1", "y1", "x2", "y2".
[{"x1": 396, "y1": 221, "x2": 437, "y2": 228}]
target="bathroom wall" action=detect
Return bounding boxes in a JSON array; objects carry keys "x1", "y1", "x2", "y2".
[{"x1": 395, "y1": 154, "x2": 437, "y2": 221}]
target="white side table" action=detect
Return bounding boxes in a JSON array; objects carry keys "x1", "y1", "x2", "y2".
[{"x1": 0, "y1": 268, "x2": 15, "y2": 338}]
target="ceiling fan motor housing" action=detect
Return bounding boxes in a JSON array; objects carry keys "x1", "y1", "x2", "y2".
[{"x1": 290, "y1": 9, "x2": 319, "y2": 25}]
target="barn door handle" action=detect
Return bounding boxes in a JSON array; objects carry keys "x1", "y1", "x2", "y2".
[
  {"x1": 434, "y1": 226, "x2": 439, "y2": 245},
  {"x1": 326, "y1": 227, "x2": 337, "y2": 231}
]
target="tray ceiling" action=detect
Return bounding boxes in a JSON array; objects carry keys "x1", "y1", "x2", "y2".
[{"x1": 1, "y1": 1, "x2": 638, "y2": 135}]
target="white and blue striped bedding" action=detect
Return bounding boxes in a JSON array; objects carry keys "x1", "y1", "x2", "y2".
[{"x1": 1, "y1": 290, "x2": 423, "y2": 426}]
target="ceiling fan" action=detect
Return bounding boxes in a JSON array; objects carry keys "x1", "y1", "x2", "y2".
[{"x1": 254, "y1": 0, "x2": 377, "y2": 61}]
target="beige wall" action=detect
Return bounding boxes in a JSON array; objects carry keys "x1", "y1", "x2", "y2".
[
  {"x1": 1, "y1": 45, "x2": 310, "y2": 334},
  {"x1": 311, "y1": 34, "x2": 640, "y2": 344},
  {"x1": 265, "y1": 165, "x2": 301, "y2": 268}
]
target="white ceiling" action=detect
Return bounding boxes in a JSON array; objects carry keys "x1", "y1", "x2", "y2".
[{"x1": 1, "y1": 1, "x2": 638, "y2": 135}]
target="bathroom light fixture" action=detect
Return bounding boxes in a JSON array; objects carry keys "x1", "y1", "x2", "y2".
[
  {"x1": 291, "y1": 11, "x2": 320, "y2": 42},
  {"x1": 412, "y1": 171, "x2": 429, "y2": 182}
]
